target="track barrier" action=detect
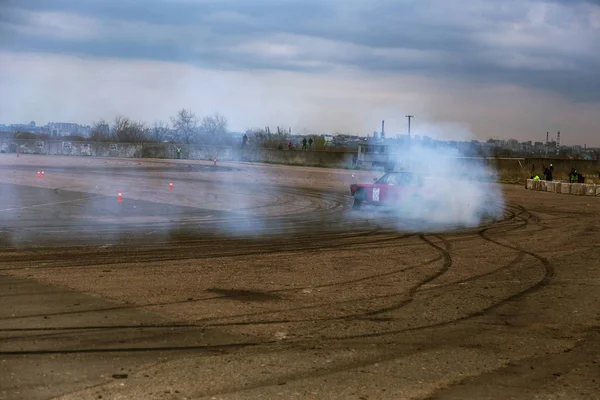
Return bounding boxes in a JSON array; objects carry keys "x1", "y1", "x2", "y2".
[{"x1": 526, "y1": 179, "x2": 600, "y2": 196}]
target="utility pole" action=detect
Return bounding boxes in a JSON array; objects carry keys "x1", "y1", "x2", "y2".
[{"x1": 405, "y1": 115, "x2": 414, "y2": 140}]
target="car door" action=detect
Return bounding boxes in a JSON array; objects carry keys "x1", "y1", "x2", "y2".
[
  {"x1": 396, "y1": 173, "x2": 423, "y2": 202},
  {"x1": 381, "y1": 173, "x2": 402, "y2": 205},
  {"x1": 403, "y1": 173, "x2": 422, "y2": 196},
  {"x1": 369, "y1": 174, "x2": 391, "y2": 204},
  {"x1": 384, "y1": 173, "x2": 417, "y2": 204}
]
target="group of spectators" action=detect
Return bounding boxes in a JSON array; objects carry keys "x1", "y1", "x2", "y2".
[{"x1": 531, "y1": 164, "x2": 586, "y2": 183}]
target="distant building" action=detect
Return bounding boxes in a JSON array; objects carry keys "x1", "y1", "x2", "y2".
[
  {"x1": 45, "y1": 122, "x2": 92, "y2": 137},
  {"x1": 507, "y1": 139, "x2": 519, "y2": 150},
  {"x1": 48, "y1": 122, "x2": 80, "y2": 136}
]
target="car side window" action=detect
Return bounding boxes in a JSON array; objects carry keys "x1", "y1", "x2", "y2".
[
  {"x1": 395, "y1": 173, "x2": 409, "y2": 185},
  {"x1": 377, "y1": 174, "x2": 395, "y2": 184},
  {"x1": 376, "y1": 173, "x2": 421, "y2": 185},
  {"x1": 377, "y1": 174, "x2": 390, "y2": 184},
  {"x1": 394, "y1": 173, "x2": 418, "y2": 186}
]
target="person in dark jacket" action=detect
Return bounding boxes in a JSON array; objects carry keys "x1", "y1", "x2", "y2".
[{"x1": 543, "y1": 165, "x2": 553, "y2": 181}]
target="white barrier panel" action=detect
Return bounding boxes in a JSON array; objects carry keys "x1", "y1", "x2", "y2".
[
  {"x1": 571, "y1": 183, "x2": 584, "y2": 195},
  {"x1": 583, "y1": 184, "x2": 596, "y2": 196},
  {"x1": 554, "y1": 182, "x2": 562, "y2": 193},
  {"x1": 526, "y1": 179, "x2": 534, "y2": 189},
  {"x1": 526, "y1": 180, "x2": 599, "y2": 196}
]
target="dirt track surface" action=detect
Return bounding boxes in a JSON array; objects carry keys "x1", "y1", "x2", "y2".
[{"x1": 1, "y1": 155, "x2": 599, "y2": 400}]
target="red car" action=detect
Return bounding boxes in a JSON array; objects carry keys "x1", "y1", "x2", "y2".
[{"x1": 350, "y1": 171, "x2": 431, "y2": 210}]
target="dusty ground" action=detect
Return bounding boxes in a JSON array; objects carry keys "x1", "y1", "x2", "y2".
[{"x1": 1, "y1": 154, "x2": 599, "y2": 400}]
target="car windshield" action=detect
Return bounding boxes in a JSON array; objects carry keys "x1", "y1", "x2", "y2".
[{"x1": 376, "y1": 172, "x2": 420, "y2": 186}]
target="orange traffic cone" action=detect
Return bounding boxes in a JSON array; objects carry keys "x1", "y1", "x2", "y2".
[
  {"x1": 41, "y1": 170, "x2": 45, "y2": 178},
  {"x1": 117, "y1": 191, "x2": 123, "y2": 202},
  {"x1": 169, "y1": 181, "x2": 173, "y2": 190},
  {"x1": 37, "y1": 170, "x2": 41, "y2": 178}
]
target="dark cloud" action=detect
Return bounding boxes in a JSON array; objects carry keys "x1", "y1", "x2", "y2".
[{"x1": 1, "y1": 0, "x2": 599, "y2": 101}]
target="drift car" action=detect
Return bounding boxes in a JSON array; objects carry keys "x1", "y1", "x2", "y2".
[{"x1": 349, "y1": 171, "x2": 432, "y2": 211}]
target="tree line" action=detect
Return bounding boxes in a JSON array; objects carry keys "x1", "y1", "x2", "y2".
[
  {"x1": 8, "y1": 109, "x2": 230, "y2": 145},
  {"x1": 89, "y1": 109, "x2": 229, "y2": 145},
  {"x1": 243, "y1": 126, "x2": 328, "y2": 151}
]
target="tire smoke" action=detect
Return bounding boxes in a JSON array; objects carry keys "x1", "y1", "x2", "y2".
[{"x1": 354, "y1": 142, "x2": 506, "y2": 231}]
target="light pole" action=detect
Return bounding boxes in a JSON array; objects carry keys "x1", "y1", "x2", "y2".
[{"x1": 405, "y1": 115, "x2": 414, "y2": 140}]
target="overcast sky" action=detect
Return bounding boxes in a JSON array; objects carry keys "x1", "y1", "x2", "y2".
[{"x1": 1, "y1": 0, "x2": 599, "y2": 144}]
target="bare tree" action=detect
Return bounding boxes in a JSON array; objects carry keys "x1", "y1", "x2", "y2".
[
  {"x1": 245, "y1": 127, "x2": 285, "y2": 149},
  {"x1": 111, "y1": 115, "x2": 148, "y2": 143},
  {"x1": 90, "y1": 119, "x2": 111, "y2": 142},
  {"x1": 199, "y1": 113, "x2": 228, "y2": 144},
  {"x1": 275, "y1": 125, "x2": 291, "y2": 140},
  {"x1": 150, "y1": 121, "x2": 170, "y2": 142},
  {"x1": 213, "y1": 113, "x2": 228, "y2": 135},
  {"x1": 171, "y1": 108, "x2": 198, "y2": 144}
]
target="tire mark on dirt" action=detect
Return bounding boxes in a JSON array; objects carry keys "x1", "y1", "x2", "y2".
[
  {"x1": 0, "y1": 232, "x2": 414, "y2": 272},
  {"x1": 0, "y1": 238, "x2": 435, "y2": 324},
  {"x1": 317, "y1": 203, "x2": 554, "y2": 341},
  {"x1": 357, "y1": 234, "x2": 453, "y2": 317}
]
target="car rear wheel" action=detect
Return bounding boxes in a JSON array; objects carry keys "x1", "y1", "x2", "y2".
[{"x1": 352, "y1": 188, "x2": 364, "y2": 210}]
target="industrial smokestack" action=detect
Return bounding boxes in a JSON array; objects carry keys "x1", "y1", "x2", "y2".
[{"x1": 381, "y1": 120, "x2": 385, "y2": 138}]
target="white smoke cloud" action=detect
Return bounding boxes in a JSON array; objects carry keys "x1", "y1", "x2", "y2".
[{"x1": 349, "y1": 127, "x2": 505, "y2": 231}]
